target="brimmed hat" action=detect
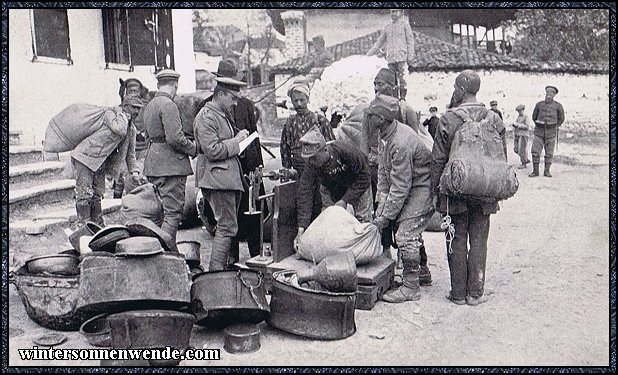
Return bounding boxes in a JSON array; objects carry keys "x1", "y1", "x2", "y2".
[
  {"x1": 515, "y1": 104, "x2": 525, "y2": 111},
  {"x1": 374, "y1": 68, "x2": 397, "y2": 86},
  {"x1": 300, "y1": 125, "x2": 326, "y2": 159},
  {"x1": 490, "y1": 100, "x2": 498, "y2": 106},
  {"x1": 545, "y1": 85, "x2": 559, "y2": 94},
  {"x1": 213, "y1": 59, "x2": 247, "y2": 87},
  {"x1": 363, "y1": 94, "x2": 400, "y2": 122},
  {"x1": 155, "y1": 69, "x2": 180, "y2": 81},
  {"x1": 121, "y1": 97, "x2": 144, "y2": 108}
]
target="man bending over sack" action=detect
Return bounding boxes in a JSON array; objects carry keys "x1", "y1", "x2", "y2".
[
  {"x1": 367, "y1": 94, "x2": 434, "y2": 303},
  {"x1": 294, "y1": 125, "x2": 373, "y2": 249},
  {"x1": 71, "y1": 97, "x2": 146, "y2": 225}
]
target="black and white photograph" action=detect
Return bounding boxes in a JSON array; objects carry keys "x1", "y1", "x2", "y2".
[{"x1": 4, "y1": 3, "x2": 614, "y2": 369}]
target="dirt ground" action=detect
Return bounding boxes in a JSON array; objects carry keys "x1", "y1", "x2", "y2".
[{"x1": 7, "y1": 135, "x2": 611, "y2": 368}]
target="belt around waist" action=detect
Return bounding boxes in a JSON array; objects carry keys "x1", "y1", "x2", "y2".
[
  {"x1": 148, "y1": 138, "x2": 166, "y2": 143},
  {"x1": 535, "y1": 123, "x2": 557, "y2": 128}
]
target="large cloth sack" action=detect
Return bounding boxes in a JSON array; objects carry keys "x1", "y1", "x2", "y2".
[
  {"x1": 44, "y1": 104, "x2": 111, "y2": 153},
  {"x1": 118, "y1": 183, "x2": 164, "y2": 227},
  {"x1": 440, "y1": 108, "x2": 518, "y2": 201},
  {"x1": 297, "y1": 206, "x2": 382, "y2": 265}
]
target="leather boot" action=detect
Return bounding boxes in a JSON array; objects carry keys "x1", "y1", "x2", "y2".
[
  {"x1": 89, "y1": 200, "x2": 104, "y2": 226},
  {"x1": 419, "y1": 245, "x2": 432, "y2": 286},
  {"x1": 381, "y1": 248, "x2": 421, "y2": 303},
  {"x1": 529, "y1": 163, "x2": 539, "y2": 177},
  {"x1": 229, "y1": 238, "x2": 240, "y2": 268},
  {"x1": 544, "y1": 163, "x2": 552, "y2": 177},
  {"x1": 161, "y1": 222, "x2": 179, "y2": 252},
  {"x1": 209, "y1": 236, "x2": 231, "y2": 272},
  {"x1": 382, "y1": 246, "x2": 391, "y2": 259},
  {"x1": 112, "y1": 175, "x2": 125, "y2": 199},
  {"x1": 76, "y1": 202, "x2": 91, "y2": 225}
]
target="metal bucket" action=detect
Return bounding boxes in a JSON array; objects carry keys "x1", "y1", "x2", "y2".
[
  {"x1": 269, "y1": 270, "x2": 356, "y2": 340},
  {"x1": 191, "y1": 269, "x2": 269, "y2": 328},
  {"x1": 77, "y1": 252, "x2": 191, "y2": 316}
]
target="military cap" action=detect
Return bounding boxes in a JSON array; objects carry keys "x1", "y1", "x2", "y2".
[
  {"x1": 429, "y1": 106, "x2": 438, "y2": 112},
  {"x1": 155, "y1": 69, "x2": 181, "y2": 81},
  {"x1": 490, "y1": 100, "x2": 498, "y2": 106},
  {"x1": 515, "y1": 104, "x2": 525, "y2": 111},
  {"x1": 545, "y1": 85, "x2": 559, "y2": 94},
  {"x1": 363, "y1": 93, "x2": 400, "y2": 122},
  {"x1": 300, "y1": 125, "x2": 326, "y2": 159},
  {"x1": 375, "y1": 68, "x2": 397, "y2": 86},
  {"x1": 455, "y1": 70, "x2": 481, "y2": 94}
]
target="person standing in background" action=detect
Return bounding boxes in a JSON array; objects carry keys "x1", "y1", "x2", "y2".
[
  {"x1": 422, "y1": 106, "x2": 440, "y2": 140},
  {"x1": 489, "y1": 100, "x2": 503, "y2": 120},
  {"x1": 530, "y1": 85, "x2": 564, "y2": 178},
  {"x1": 512, "y1": 104, "x2": 534, "y2": 169}
]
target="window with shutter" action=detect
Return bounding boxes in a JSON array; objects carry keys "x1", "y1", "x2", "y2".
[
  {"x1": 30, "y1": 9, "x2": 72, "y2": 62},
  {"x1": 102, "y1": 9, "x2": 174, "y2": 70}
]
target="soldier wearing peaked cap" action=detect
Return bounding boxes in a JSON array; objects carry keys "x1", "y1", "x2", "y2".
[
  {"x1": 193, "y1": 62, "x2": 251, "y2": 271},
  {"x1": 367, "y1": 94, "x2": 435, "y2": 304},
  {"x1": 530, "y1": 85, "x2": 564, "y2": 177},
  {"x1": 143, "y1": 69, "x2": 198, "y2": 246},
  {"x1": 293, "y1": 125, "x2": 373, "y2": 250}
]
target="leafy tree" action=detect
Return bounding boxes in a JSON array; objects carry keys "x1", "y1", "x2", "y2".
[{"x1": 504, "y1": 9, "x2": 609, "y2": 64}]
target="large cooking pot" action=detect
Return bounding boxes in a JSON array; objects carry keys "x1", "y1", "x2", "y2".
[
  {"x1": 269, "y1": 270, "x2": 356, "y2": 340},
  {"x1": 76, "y1": 252, "x2": 191, "y2": 316},
  {"x1": 26, "y1": 253, "x2": 80, "y2": 276},
  {"x1": 13, "y1": 266, "x2": 87, "y2": 331},
  {"x1": 191, "y1": 269, "x2": 269, "y2": 328}
]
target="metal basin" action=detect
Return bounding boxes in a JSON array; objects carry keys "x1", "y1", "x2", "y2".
[
  {"x1": 80, "y1": 313, "x2": 111, "y2": 347},
  {"x1": 26, "y1": 253, "x2": 80, "y2": 276},
  {"x1": 191, "y1": 270, "x2": 269, "y2": 328}
]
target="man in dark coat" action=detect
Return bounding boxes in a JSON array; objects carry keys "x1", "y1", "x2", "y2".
[
  {"x1": 530, "y1": 85, "x2": 565, "y2": 177},
  {"x1": 489, "y1": 100, "x2": 503, "y2": 120},
  {"x1": 422, "y1": 106, "x2": 440, "y2": 139},
  {"x1": 293, "y1": 125, "x2": 373, "y2": 249},
  {"x1": 430, "y1": 70, "x2": 506, "y2": 306},
  {"x1": 71, "y1": 97, "x2": 145, "y2": 225},
  {"x1": 143, "y1": 69, "x2": 198, "y2": 244}
]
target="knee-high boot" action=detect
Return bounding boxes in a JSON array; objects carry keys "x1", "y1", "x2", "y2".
[
  {"x1": 89, "y1": 200, "x2": 104, "y2": 226},
  {"x1": 419, "y1": 245, "x2": 432, "y2": 286},
  {"x1": 209, "y1": 236, "x2": 231, "y2": 272}
]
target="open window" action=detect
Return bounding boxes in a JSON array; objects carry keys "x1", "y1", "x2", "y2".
[
  {"x1": 30, "y1": 9, "x2": 72, "y2": 64},
  {"x1": 102, "y1": 9, "x2": 174, "y2": 71}
]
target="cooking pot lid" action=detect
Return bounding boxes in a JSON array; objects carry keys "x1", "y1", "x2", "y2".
[
  {"x1": 125, "y1": 218, "x2": 175, "y2": 252},
  {"x1": 115, "y1": 236, "x2": 164, "y2": 256},
  {"x1": 33, "y1": 332, "x2": 67, "y2": 347},
  {"x1": 89, "y1": 225, "x2": 130, "y2": 253},
  {"x1": 108, "y1": 309, "x2": 196, "y2": 320}
]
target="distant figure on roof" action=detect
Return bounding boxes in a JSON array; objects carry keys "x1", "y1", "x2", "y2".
[
  {"x1": 298, "y1": 35, "x2": 334, "y2": 73},
  {"x1": 366, "y1": 9, "x2": 415, "y2": 100}
]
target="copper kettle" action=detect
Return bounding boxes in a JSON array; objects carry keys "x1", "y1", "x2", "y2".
[{"x1": 296, "y1": 251, "x2": 357, "y2": 293}]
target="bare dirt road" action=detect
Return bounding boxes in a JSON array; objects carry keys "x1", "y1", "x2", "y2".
[{"x1": 7, "y1": 136, "x2": 611, "y2": 368}]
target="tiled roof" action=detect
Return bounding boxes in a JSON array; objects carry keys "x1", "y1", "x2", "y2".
[{"x1": 271, "y1": 30, "x2": 608, "y2": 75}]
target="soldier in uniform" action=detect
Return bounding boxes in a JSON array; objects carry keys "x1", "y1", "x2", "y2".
[
  {"x1": 293, "y1": 125, "x2": 373, "y2": 249},
  {"x1": 194, "y1": 71, "x2": 250, "y2": 271},
  {"x1": 143, "y1": 69, "x2": 198, "y2": 245},
  {"x1": 530, "y1": 85, "x2": 565, "y2": 177}
]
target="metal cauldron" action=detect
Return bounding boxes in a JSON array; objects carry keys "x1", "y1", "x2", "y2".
[
  {"x1": 191, "y1": 269, "x2": 269, "y2": 328},
  {"x1": 26, "y1": 253, "x2": 80, "y2": 276},
  {"x1": 79, "y1": 313, "x2": 111, "y2": 347},
  {"x1": 76, "y1": 252, "x2": 191, "y2": 316},
  {"x1": 269, "y1": 270, "x2": 356, "y2": 340}
]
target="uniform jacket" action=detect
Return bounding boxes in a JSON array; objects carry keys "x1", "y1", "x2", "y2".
[
  {"x1": 297, "y1": 141, "x2": 371, "y2": 229},
  {"x1": 71, "y1": 108, "x2": 138, "y2": 178},
  {"x1": 194, "y1": 101, "x2": 244, "y2": 192},
  {"x1": 513, "y1": 114, "x2": 534, "y2": 138},
  {"x1": 143, "y1": 92, "x2": 196, "y2": 177},
  {"x1": 532, "y1": 99, "x2": 565, "y2": 127},
  {"x1": 376, "y1": 121, "x2": 432, "y2": 222},
  {"x1": 430, "y1": 103, "x2": 506, "y2": 215},
  {"x1": 367, "y1": 19, "x2": 415, "y2": 64}
]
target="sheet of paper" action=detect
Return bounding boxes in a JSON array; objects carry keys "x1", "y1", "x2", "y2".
[{"x1": 239, "y1": 131, "x2": 259, "y2": 153}]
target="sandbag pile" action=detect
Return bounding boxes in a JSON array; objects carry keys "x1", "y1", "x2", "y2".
[
  {"x1": 297, "y1": 206, "x2": 382, "y2": 265},
  {"x1": 310, "y1": 56, "x2": 388, "y2": 115}
]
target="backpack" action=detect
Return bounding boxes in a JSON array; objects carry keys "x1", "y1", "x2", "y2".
[{"x1": 439, "y1": 107, "x2": 518, "y2": 201}]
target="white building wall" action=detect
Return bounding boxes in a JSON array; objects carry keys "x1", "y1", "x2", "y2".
[{"x1": 9, "y1": 8, "x2": 196, "y2": 146}]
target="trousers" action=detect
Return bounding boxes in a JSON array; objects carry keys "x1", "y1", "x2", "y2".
[{"x1": 531, "y1": 126, "x2": 558, "y2": 165}]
